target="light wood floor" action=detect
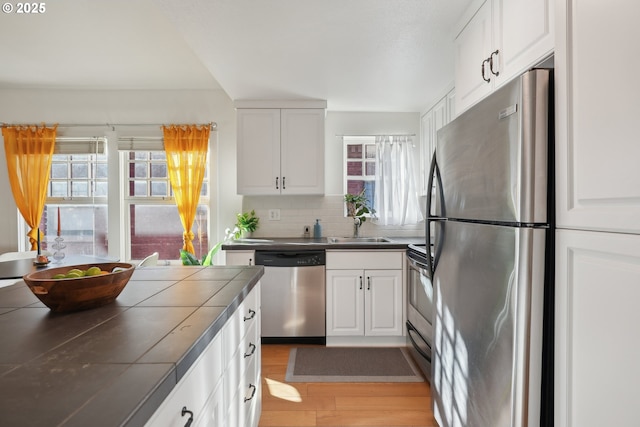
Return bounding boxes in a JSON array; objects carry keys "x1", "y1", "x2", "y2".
[{"x1": 259, "y1": 344, "x2": 438, "y2": 427}]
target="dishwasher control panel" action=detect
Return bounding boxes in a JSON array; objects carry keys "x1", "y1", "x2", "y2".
[{"x1": 254, "y1": 250, "x2": 326, "y2": 267}]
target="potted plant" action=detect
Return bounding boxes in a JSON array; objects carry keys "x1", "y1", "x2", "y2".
[
  {"x1": 180, "y1": 210, "x2": 260, "y2": 266},
  {"x1": 235, "y1": 210, "x2": 259, "y2": 238},
  {"x1": 344, "y1": 190, "x2": 375, "y2": 223}
]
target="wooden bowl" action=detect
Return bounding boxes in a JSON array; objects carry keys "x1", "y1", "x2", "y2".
[{"x1": 22, "y1": 263, "x2": 135, "y2": 313}]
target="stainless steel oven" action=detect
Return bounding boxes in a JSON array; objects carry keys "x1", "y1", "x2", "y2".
[{"x1": 406, "y1": 243, "x2": 434, "y2": 382}]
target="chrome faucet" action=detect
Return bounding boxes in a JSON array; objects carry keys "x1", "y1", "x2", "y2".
[{"x1": 353, "y1": 217, "x2": 361, "y2": 238}]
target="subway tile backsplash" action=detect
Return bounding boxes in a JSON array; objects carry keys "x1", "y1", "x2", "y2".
[{"x1": 241, "y1": 195, "x2": 425, "y2": 238}]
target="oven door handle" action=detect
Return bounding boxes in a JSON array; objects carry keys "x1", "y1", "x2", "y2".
[{"x1": 406, "y1": 321, "x2": 431, "y2": 363}]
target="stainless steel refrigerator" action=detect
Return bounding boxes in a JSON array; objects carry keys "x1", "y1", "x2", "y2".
[{"x1": 427, "y1": 69, "x2": 554, "y2": 427}]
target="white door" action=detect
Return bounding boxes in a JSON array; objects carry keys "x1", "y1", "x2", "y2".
[
  {"x1": 364, "y1": 270, "x2": 403, "y2": 336},
  {"x1": 555, "y1": 1, "x2": 640, "y2": 234},
  {"x1": 326, "y1": 269, "x2": 365, "y2": 336},
  {"x1": 555, "y1": 229, "x2": 640, "y2": 427},
  {"x1": 454, "y1": 0, "x2": 493, "y2": 114},
  {"x1": 493, "y1": 0, "x2": 553, "y2": 88},
  {"x1": 236, "y1": 109, "x2": 281, "y2": 195},
  {"x1": 280, "y1": 109, "x2": 325, "y2": 195}
]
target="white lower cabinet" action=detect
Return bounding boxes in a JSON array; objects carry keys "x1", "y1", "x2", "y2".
[
  {"x1": 555, "y1": 230, "x2": 640, "y2": 427},
  {"x1": 224, "y1": 250, "x2": 254, "y2": 266},
  {"x1": 326, "y1": 251, "x2": 404, "y2": 342},
  {"x1": 326, "y1": 269, "x2": 403, "y2": 337},
  {"x1": 145, "y1": 283, "x2": 261, "y2": 427}
]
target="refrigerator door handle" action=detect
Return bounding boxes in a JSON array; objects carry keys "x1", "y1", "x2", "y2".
[{"x1": 426, "y1": 151, "x2": 445, "y2": 277}]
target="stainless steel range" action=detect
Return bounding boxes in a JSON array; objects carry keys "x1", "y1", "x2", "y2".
[{"x1": 406, "y1": 243, "x2": 433, "y2": 382}]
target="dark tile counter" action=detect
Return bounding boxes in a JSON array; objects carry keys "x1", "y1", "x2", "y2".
[
  {"x1": 222, "y1": 236, "x2": 424, "y2": 251},
  {"x1": 0, "y1": 265, "x2": 263, "y2": 427}
]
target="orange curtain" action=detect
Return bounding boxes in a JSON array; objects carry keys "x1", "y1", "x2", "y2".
[
  {"x1": 2, "y1": 124, "x2": 57, "y2": 249},
  {"x1": 163, "y1": 124, "x2": 210, "y2": 255}
]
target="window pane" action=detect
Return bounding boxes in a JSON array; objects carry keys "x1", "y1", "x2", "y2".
[
  {"x1": 364, "y1": 182, "x2": 376, "y2": 208},
  {"x1": 39, "y1": 204, "x2": 108, "y2": 257},
  {"x1": 71, "y1": 182, "x2": 88, "y2": 197},
  {"x1": 133, "y1": 181, "x2": 148, "y2": 196},
  {"x1": 151, "y1": 152, "x2": 166, "y2": 161},
  {"x1": 71, "y1": 163, "x2": 88, "y2": 179},
  {"x1": 347, "y1": 161, "x2": 363, "y2": 176},
  {"x1": 134, "y1": 163, "x2": 147, "y2": 178},
  {"x1": 347, "y1": 180, "x2": 364, "y2": 195},
  {"x1": 51, "y1": 164, "x2": 68, "y2": 179},
  {"x1": 50, "y1": 182, "x2": 67, "y2": 197},
  {"x1": 347, "y1": 144, "x2": 363, "y2": 159},
  {"x1": 150, "y1": 181, "x2": 167, "y2": 196},
  {"x1": 95, "y1": 182, "x2": 108, "y2": 197},
  {"x1": 150, "y1": 163, "x2": 167, "y2": 178},
  {"x1": 134, "y1": 152, "x2": 148, "y2": 160},
  {"x1": 71, "y1": 154, "x2": 89, "y2": 161},
  {"x1": 365, "y1": 161, "x2": 376, "y2": 176},
  {"x1": 94, "y1": 163, "x2": 108, "y2": 179},
  {"x1": 365, "y1": 145, "x2": 376, "y2": 159},
  {"x1": 200, "y1": 182, "x2": 208, "y2": 196},
  {"x1": 130, "y1": 204, "x2": 209, "y2": 260}
]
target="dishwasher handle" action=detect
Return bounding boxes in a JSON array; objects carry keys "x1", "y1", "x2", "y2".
[{"x1": 254, "y1": 250, "x2": 326, "y2": 267}]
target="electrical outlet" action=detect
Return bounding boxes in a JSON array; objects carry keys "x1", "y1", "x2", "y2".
[
  {"x1": 268, "y1": 209, "x2": 281, "y2": 221},
  {"x1": 304, "y1": 225, "x2": 310, "y2": 234}
]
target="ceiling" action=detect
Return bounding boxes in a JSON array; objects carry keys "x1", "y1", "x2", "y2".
[{"x1": 0, "y1": 0, "x2": 474, "y2": 112}]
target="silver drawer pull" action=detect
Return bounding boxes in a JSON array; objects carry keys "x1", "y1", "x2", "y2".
[
  {"x1": 244, "y1": 342, "x2": 256, "y2": 358},
  {"x1": 244, "y1": 383, "x2": 257, "y2": 402},
  {"x1": 243, "y1": 309, "x2": 256, "y2": 322}
]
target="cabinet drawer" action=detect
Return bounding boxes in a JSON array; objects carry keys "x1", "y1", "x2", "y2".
[
  {"x1": 226, "y1": 349, "x2": 261, "y2": 427},
  {"x1": 224, "y1": 317, "x2": 259, "y2": 409},
  {"x1": 326, "y1": 250, "x2": 403, "y2": 270},
  {"x1": 194, "y1": 380, "x2": 224, "y2": 427},
  {"x1": 223, "y1": 286, "x2": 260, "y2": 366},
  {"x1": 144, "y1": 333, "x2": 223, "y2": 427}
]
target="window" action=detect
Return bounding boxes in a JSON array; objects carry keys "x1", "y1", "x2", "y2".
[
  {"x1": 41, "y1": 145, "x2": 109, "y2": 257},
  {"x1": 344, "y1": 136, "x2": 376, "y2": 206},
  {"x1": 124, "y1": 151, "x2": 210, "y2": 261},
  {"x1": 343, "y1": 135, "x2": 423, "y2": 225}
]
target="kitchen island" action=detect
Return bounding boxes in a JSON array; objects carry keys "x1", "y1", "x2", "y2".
[{"x1": 0, "y1": 265, "x2": 263, "y2": 427}]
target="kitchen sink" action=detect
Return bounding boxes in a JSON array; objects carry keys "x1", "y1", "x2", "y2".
[{"x1": 327, "y1": 237, "x2": 391, "y2": 243}]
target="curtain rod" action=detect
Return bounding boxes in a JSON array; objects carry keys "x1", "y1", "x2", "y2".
[
  {"x1": 1, "y1": 122, "x2": 218, "y2": 130},
  {"x1": 335, "y1": 133, "x2": 415, "y2": 137}
]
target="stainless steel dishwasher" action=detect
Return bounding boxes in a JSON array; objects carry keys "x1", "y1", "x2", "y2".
[{"x1": 255, "y1": 250, "x2": 326, "y2": 344}]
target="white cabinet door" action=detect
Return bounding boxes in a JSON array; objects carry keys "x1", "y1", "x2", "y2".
[
  {"x1": 555, "y1": 229, "x2": 640, "y2": 427},
  {"x1": 555, "y1": 1, "x2": 640, "y2": 234},
  {"x1": 326, "y1": 269, "x2": 365, "y2": 336},
  {"x1": 364, "y1": 270, "x2": 403, "y2": 336},
  {"x1": 494, "y1": 0, "x2": 553, "y2": 89},
  {"x1": 237, "y1": 109, "x2": 281, "y2": 195},
  {"x1": 237, "y1": 108, "x2": 325, "y2": 195},
  {"x1": 225, "y1": 250, "x2": 254, "y2": 266},
  {"x1": 455, "y1": 0, "x2": 493, "y2": 114},
  {"x1": 280, "y1": 109, "x2": 325, "y2": 195},
  {"x1": 455, "y1": 0, "x2": 553, "y2": 114}
]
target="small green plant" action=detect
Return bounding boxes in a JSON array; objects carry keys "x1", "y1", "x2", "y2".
[
  {"x1": 180, "y1": 210, "x2": 260, "y2": 266},
  {"x1": 344, "y1": 190, "x2": 375, "y2": 223},
  {"x1": 235, "y1": 210, "x2": 259, "y2": 235}
]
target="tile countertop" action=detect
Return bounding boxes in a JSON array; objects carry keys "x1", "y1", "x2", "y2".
[
  {"x1": 0, "y1": 265, "x2": 264, "y2": 427},
  {"x1": 222, "y1": 236, "x2": 425, "y2": 251}
]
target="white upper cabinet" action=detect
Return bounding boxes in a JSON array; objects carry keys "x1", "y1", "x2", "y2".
[
  {"x1": 420, "y1": 88, "x2": 455, "y2": 195},
  {"x1": 555, "y1": 1, "x2": 640, "y2": 234},
  {"x1": 236, "y1": 102, "x2": 325, "y2": 195},
  {"x1": 455, "y1": 0, "x2": 554, "y2": 114}
]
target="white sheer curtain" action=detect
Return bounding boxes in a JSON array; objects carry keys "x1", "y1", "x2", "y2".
[{"x1": 373, "y1": 135, "x2": 423, "y2": 225}]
